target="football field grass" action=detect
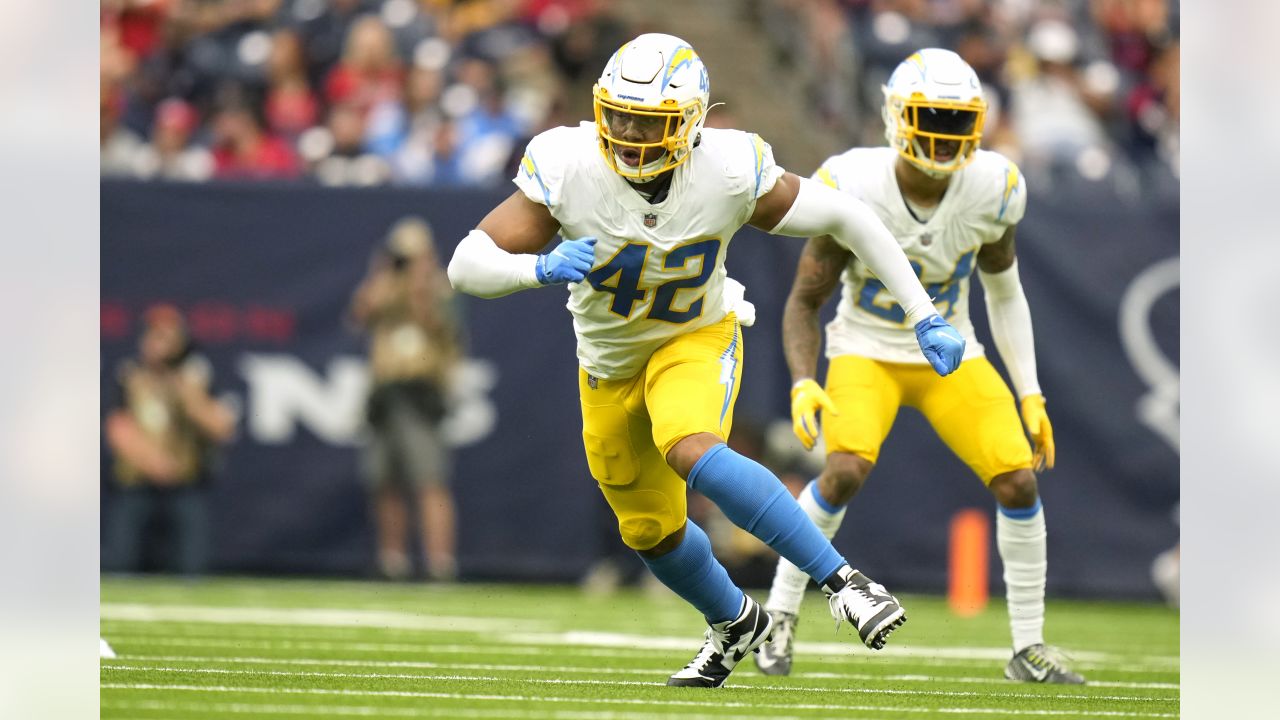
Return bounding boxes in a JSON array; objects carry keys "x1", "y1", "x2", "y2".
[{"x1": 101, "y1": 576, "x2": 1179, "y2": 719}]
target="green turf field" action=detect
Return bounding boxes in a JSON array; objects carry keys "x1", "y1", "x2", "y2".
[{"x1": 101, "y1": 576, "x2": 1178, "y2": 719}]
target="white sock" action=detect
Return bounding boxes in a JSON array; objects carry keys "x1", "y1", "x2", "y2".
[
  {"x1": 997, "y1": 500, "x2": 1047, "y2": 652},
  {"x1": 765, "y1": 479, "x2": 847, "y2": 615}
]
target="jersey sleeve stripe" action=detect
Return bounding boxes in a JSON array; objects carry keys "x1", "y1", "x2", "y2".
[
  {"x1": 521, "y1": 152, "x2": 552, "y2": 206},
  {"x1": 816, "y1": 165, "x2": 839, "y2": 189},
  {"x1": 997, "y1": 162, "x2": 1021, "y2": 221},
  {"x1": 751, "y1": 134, "x2": 766, "y2": 197}
]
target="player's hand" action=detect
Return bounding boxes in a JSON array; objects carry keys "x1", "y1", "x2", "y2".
[
  {"x1": 913, "y1": 314, "x2": 965, "y2": 376},
  {"x1": 536, "y1": 236, "x2": 597, "y2": 285},
  {"x1": 791, "y1": 378, "x2": 838, "y2": 451},
  {"x1": 1020, "y1": 394, "x2": 1055, "y2": 471}
]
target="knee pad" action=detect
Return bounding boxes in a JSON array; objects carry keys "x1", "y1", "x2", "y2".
[
  {"x1": 601, "y1": 484, "x2": 686, "y2": 551},
  {"x1": 619, "y1": 514, "x2": 667, "y2": 550}
]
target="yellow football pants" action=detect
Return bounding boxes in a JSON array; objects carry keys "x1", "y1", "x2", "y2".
[
  {"x1": 579, "y1": 314, "x2": 743, "y2": 550},
  {"x1": 822, "y1": 355, "x2": 1033, "y2": 484}
]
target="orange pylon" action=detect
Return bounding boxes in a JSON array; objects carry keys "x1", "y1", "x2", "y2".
[{"x1": 948, "y1": 508, "x2": 990, "y2": 617}]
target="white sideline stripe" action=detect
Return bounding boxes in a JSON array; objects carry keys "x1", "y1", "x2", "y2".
[
  {"x1": 100, "y1": 700, "x2": 755, "y2": 720},
  {"x1": 100, "y1": 603, "x2": 548, "y2": 633},
  {"x1": 111, "y1": 654, "x2": 1181, "y2": 691},
  {"x1": 101, "y1": 665, "x2": 1169, "y2": 703},
  {"x1": 104, "y1": 635, "x2": 1177, "y2": 673},
  {"x1": 100, "y1": 683, "x2": 1178, "y2": 718}
]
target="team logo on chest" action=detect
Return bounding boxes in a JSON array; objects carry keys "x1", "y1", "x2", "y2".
[{"x1": 643, "y1": 212, "x2": 658, "y2": 228}]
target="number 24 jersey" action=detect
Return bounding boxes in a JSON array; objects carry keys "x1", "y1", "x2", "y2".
[{"x1": 815, "y1": 147, "x2": 1027, "y2": 365}]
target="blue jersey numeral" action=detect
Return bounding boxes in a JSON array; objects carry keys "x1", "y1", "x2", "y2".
[
  {"x1": 649, "y1": 239, "x2": 720, "y2": 323},
  {"x1": 585, "y1": 243, "x2": 650, "y2": 317},
  {"x1": 586, "y1": 239, "x2": 722, "y2": 323},
  {"x1": 856, "y1": 250, "x2": 975, "y2": 323}
]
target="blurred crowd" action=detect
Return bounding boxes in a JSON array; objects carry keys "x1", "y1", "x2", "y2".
[
  {"x1": 102, "y1": 1, "x2": 1179, "y2": 190},
  {"x1": 101, "y1": 0, "x2": 631, "y2": 185},
  {"x1": 758, "y1": 0, "x2": 1179, "y2": 187}
]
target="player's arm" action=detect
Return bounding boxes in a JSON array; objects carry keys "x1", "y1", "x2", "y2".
[
  {"x1": 784, "y1": 235, "x2": 847, "y2": 383},
  {"x1": 751, "y1": 171, "x2": 964, "y2": 376},
  {"x1": 783, "y1": 234, "x2": 849, "y2": 449},
  {"x1": 977, "y1": 225, "x2": 1053, "y2": 469},
  {"x1": 446, "y1": 191, "x2": 595, "y2": 298}
]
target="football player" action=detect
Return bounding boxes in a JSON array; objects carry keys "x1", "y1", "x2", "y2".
[
  {"x1": 447, "y1": 33, "x2": 966, "y2": 688},
  {"x1": 754, "y1": 48, "x2": 1085, "y2": 684}
]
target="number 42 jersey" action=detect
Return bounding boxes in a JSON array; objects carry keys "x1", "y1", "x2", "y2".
[
  {"x1": 513, "y1": 122, "x2": 783, "y2": 380},
  {"x1": 815, "y1": 147, "x2": 1027, "y2": 365}
]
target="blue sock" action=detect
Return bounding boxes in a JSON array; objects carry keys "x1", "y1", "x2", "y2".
[
  {"x1": 688, "y1": 443, "x2": 846, "y2": 582},
  {"x1": 638, "y1": 519, "x2": 744, "y2": 624}
]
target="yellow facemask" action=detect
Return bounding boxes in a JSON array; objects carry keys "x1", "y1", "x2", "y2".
[
  {"x1": 592, "y1": 85, "x2": 704, "y2": 181},
  {"x1": 886, "y1": 94, "x2": 987, "y2": 175}
]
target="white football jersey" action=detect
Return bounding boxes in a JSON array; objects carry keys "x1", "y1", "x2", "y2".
[
  {"x1": 815, "y1": 147, "x2": 1026, "y2": 364},
  {"x1": 513, "y1": 122, "x2": 783, "y2": 379}
]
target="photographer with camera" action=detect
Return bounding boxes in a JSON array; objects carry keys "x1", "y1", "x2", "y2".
[
  {"x1": 350, "y1": 217, "x2": 462, "y2": 581},
  {"x1": 103, "y1": 304, "x2": 236, "y2": 576}
]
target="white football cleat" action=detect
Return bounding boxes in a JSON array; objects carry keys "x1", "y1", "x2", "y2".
[
  {"x1": 823, "y1": 566, "x2": 907, "y2": 650},
  {"x1": 667, "y1": 594, "x2": 773, "y2": 688}
]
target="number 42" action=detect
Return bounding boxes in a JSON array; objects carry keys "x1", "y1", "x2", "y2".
[{"x1": 584, "y1": 239, "x2": 721, "y2": 324}]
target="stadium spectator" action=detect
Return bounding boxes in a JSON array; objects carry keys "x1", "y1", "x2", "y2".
[
  {"x1": 103, "y1": 305, "x2": 236, "y2": 576},
  {"x1": 1007, "y1": 18, "x2": 1112, "y2": 176},
  {"x1": 210, "y1": 100, "x2": 302, "y2": 179},
  {"x1": 1126, "y1": 40, "x2": 1178, "y2": 176},
  {"x1": 324, "y1": 15, "x2": 405, "y2": 113},
  {"x1": 369, "y1": 65, "x2": 446, "y2": 182},
  {"x1": 101, "y1": 85, "x2": 147, "y2": 176},
  {"x1": 349, "y1": 217, "x2": 462, "y2": 581},
  {"x1": 450, "y1": 59, "x2": 525, "y2": 185},
  {"x1": 135, "y1": 97, "x2": 215, "y2": 181},
  {"x1": 265, "y1": 29, "x2": 321, "y2": 140},
  {"x1": 306, "y1": 100, "x2": 393, "y2": 186}
]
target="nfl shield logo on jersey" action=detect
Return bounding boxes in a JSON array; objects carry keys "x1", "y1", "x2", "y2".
[{"x1": 643, "y1": 212, "x2": 658, "y2": 228}]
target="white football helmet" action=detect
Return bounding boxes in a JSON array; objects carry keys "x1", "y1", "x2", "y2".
[
  {"x1": 592, "y1": 33, "x2": 710, "y2": 182},
  {"x1": 882, "y1": 49, "x2": 987, "y2": 177}
]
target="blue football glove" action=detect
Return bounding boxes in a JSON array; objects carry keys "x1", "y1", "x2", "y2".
[
  {"x1": 536, "y1": 236, "x2": 597, "y2": 285},
  {"x1": 914, "y1": 314, "x2": 966, "y2": 376}
]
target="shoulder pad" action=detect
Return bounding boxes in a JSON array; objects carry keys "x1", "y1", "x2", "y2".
[
  {"x1": 513, "y1": 124, "x2": 593, "y2": 209},
  {"x1": 964, "y1": 150, "x2": 1026, "y2": 226},
  {"x1": 810, "y1": 147, "x2": 890, "y2": 196},
  {"x1": 697, "y1": 128, "x2": 783, "y2": 199}
]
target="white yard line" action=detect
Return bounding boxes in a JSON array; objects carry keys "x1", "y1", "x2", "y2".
[
  {"x1": 106, "y1": 654, "x2": 1180, "y2": 691},
  {"x1": 102, "y1": 699, "x2": 794, "y2": 720},
  {"x1": 101, "y1": 603, "x2": 549, "y2": 633},
  {"x1": 103, "y1": 635, "x2": 1177, "y2": 673},
  {"x1": 100, "y1": 683, "x2": 1178, "y2": 718},
  {"x1": 102, "y1": 604, "x2": 1177, "y2": 669},
  {"x1": 101, "y1": 665, "x2": 1170, "y2": 703},
  {"x1": 515, "y1": 631, "x2": 1178, "y2": 668}
]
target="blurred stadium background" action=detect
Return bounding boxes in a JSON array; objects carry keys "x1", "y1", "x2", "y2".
[{"x1": 99, "y1": 0, "x2": 1180, "y2": 715}]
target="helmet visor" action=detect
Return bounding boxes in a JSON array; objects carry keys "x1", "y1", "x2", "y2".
[{"x1": 916, "y1": 107, "x2": 980, "y2": 136}]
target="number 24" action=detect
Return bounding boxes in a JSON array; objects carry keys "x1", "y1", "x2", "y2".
[{"x1": 584, "y1": 239, "x2": 721, "y2": 324}]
